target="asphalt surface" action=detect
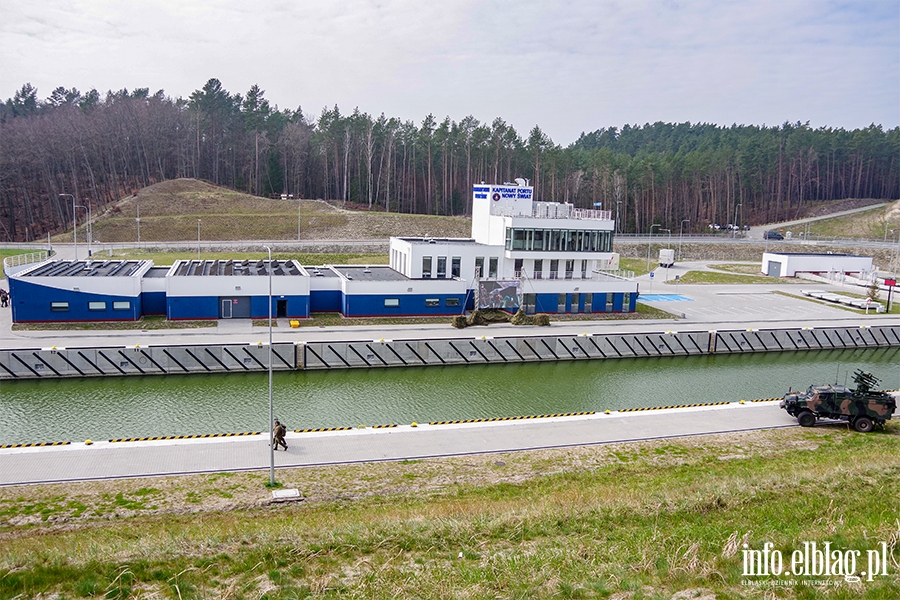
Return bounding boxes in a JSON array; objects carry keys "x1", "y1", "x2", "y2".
[{"x1": 2, "y1": 254, "x2": 899, "y2": 486}]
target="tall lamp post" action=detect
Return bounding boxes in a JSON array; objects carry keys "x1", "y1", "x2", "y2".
[
  {"x1": 615, "y1": 201, "x2": 622, "y2": 235},
  {"x1": 297, "y1": 199, "x2": 302, "y2": 242},
  {"x1": 197, "y1": 219, "x2": 201, "y2": 261},
  {"x1": 679, "y1": 219, "x2": 690, "y2": 261},
  {"x1": 59, "y1": 194, "x2": 76, "y2": 260},
  {"x1": 263, "y1": 245, "x2": 275, "y2": 486},
  {"x1": 136, "y1": 201, "x2": 141, "y2": 246},
  {"x1": 75, "y1": 205, "x2": 88, "y2": 257},
  {"x1": 732, "y1": 203, "x2": 742, "y2": 239},
  {"x1": 646, "y1": 223, "x2": 661, "y2": 272}
]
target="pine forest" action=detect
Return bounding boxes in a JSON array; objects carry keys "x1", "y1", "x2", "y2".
[{"x1": 1, "y1": 78, "x2": 898, "y2": 243}]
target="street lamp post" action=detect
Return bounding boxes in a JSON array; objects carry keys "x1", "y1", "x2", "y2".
[
  {"x1": 297, "y1": 199, "x2": 302, "y2": 242},
  {"x1": 59, "y1": 194, "x2": 76, "y2": 260},
  {"x1": 646, "y1": 223, "x2": 661, "y2": 272},
  {"x1": 75, "y1": 205, "x2": 88, "y2": 257},
  {"x1": 732, "y1": 203, "x2": 742, "y2": 239},
  {"x1": 615, "y1": 201, "x2": 622, "y2": 235},
  {"x1": 264, "y1": 245, "x2": 275, "y2": 486},
  {"x1": 197, "y1": 219, "x2": 201, "y2": 261},
  {"x1": 136, "y1": 201, "x2": 141, "y2": 246},
  {"x1": 660, "y1": 229, "x2": 671, "y2": 280},
  {"x1": 679, "y1": 219, "x2": 690, "y2": 261}
]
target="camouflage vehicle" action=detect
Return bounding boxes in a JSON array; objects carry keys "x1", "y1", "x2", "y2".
[{"x1": 780, "y1": 370, "x2": 897, "y2": 432}]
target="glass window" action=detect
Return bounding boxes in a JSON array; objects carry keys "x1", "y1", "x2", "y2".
[
  {"x1": 384, "y1": 298, "x2": 400, "y2": 307},
  {"x1": 523, "y1": 293, "x2": 535, "y2": 315},
  {"x1": 549, "y1": 259, "x2": 559, "y2": 279},
  {"x1": 512, "y1": 228, "x2": 526, "y2": 250},
  {"x1": 557, "y1": 294, "x2": 566, "y2": 313},
  {"x1": 533, "y1": 259, "x2": 543, "y2": 279},
  {"x1": 437, "y1": 256, "x2": 447, "y2": 278},
  {"x1": 623, "y1": 293, "x2": 631, "y2": 312},
  {"x1": 489, "y1": 257, "x2": 498, "y2": 278},
  {"x1": 425, "y1": 298, "x2": 440, "y2": 307},
  {"x1": 446, "y1": 298, "x2": 460, "y2": 307},
  {"x1": 422, "y1": 256, "x2": 432, "y2": 278},
  {"x1": 505, "y1": 228, "x2": 513, "y2": 250},
  {"x1": 451, "y1": 257, "x2": 461, "y2": 278},
  {"x1": 565, "y1": 260, "x2": 574, "y2": 279},
  {"x1": 50, "y1": 302, "x2": 69, "y2": 312},
  {"x1": 533, "y1": 229, "x2": 545, "y2": 251},
  {"x1": 585, "y1": 293, "x2": 593, "y2": 312},
  {"x1": 113, "y1": 301, "x2": 131, "y2": 311},
  {"x1": 581, "y1": 260, "x2": 588, "y2": 279},
  {"x1": 514, "y1": 259, "x2": 523, "y2": 277},
  {"x1": 475, "y1": 257, "x2": 484, "y2": 278},
  {"x1": 88, "y1": 301, "x2": 107, "y2": 311}
]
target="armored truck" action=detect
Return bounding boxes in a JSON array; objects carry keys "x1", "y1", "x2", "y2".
[{"x1": 780, "y1": 370, "x2": 897, "y2": 432}]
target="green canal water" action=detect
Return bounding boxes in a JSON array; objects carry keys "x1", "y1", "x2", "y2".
[{"x1": 2, "y1": 348, "x2": 899, "y2": 445}]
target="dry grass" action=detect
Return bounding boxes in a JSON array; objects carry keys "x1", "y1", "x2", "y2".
[
  {"x1": 69, "y1": 179, "x2": 472, "y2": 244},
  {"x1": 2, "y1": 425, "x2": 898, "y2": 598}
]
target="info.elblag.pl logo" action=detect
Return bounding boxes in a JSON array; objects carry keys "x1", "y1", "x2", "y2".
[{"x1": 742, "y1": 541, "x2": 892, "y2": 583}]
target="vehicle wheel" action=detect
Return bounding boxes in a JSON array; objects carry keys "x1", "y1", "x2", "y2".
[
  {"x1": 797, "y1": 411, "x2": 816, "y2": 427},
  {"x1": 853, "y1": 416, "x2": 874, "y2": 433}
]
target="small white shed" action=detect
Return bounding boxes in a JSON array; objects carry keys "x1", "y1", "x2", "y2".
[{"x1": 762, "y1": 252, "x2": 873, "y2": 278}]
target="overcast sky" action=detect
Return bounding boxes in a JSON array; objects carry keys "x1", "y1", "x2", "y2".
[{"x1": 2, "y1": 0, "x2": 898, "y2": 144}]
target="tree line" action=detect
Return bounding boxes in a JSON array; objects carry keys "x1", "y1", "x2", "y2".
[{"x1": 1, "y1": 78, "x2": 898, "y2": 243}]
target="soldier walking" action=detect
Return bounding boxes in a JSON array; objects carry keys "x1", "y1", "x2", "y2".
[{"x1": 272, "y1": 419, "x2": 288, "y2": 451}]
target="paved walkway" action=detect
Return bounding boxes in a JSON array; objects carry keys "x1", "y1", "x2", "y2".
[{"x1": 0, "y1": 402, "x2": 794, "y2": 486}]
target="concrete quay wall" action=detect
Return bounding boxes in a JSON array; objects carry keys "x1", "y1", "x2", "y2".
[{"x1": 3, "y1": 324, "x2": 899, "y2": 380}]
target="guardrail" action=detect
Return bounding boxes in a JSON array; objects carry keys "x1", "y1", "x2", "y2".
[{"x1": 2, "y1": 250, "x2": 51, "y2": 276}]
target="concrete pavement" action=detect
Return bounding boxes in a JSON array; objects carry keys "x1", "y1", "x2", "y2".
[{"x1": 0, "y1": 401, "x2": 795, "y2": 486}]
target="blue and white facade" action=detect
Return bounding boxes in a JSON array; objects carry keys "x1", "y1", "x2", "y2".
[
  {"x1": 7, "y1": 181, "x2": 638, "y2": 322},
  {"x1": 390, "y1": 181, "x2": 637, "y2": 314}
]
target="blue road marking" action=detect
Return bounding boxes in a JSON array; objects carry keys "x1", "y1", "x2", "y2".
[{"x1": 638, "y1": 294, "x2": 694, "y2": 302}]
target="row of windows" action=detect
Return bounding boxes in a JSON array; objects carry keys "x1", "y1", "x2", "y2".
[
  {"x1": 421, "y1": 256, "x2": 462, "y2": 279},
  {"x1": 514, "y1": 259, "x2": 589, "y2": 279},
  {"x1": 384, "y1": 297, "x2": 460, "y2": 307},
  {"x1": 50, "y1": 301, "x2": 132, "y2": 312},
  {"x1": 520, "y1": 292, "x2": 632, "y2": 314},
  {"x1": 505, "y1": 228, "x2": 613, "y2": 253}
]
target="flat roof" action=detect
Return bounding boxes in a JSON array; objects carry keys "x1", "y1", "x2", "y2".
[
  {"x1": 23, "y1": 260, "x2": 146, "y2": 278},
  {"x1": 766, "y1": 252, "x2": 863, "y2": 258},
  {"x1": 398, "y1": 237, "x2": 477, "y2": 245},
  {"x1": 171, "y1": 259, "x2": 303, "y2": 277},
  {"x1": 306, "y1": 266, "x2": 339, "y2": 278},
  {"x1": 332, "y1": 265, "x2": 409, "y2": 282},
  {"x1": 144, "y1": 267, "x2": 170, "y2": 278}
]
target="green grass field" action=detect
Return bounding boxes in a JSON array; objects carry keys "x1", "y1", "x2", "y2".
[{"x1": 1, "y1": 425, "x2": 897, "y2": 599}]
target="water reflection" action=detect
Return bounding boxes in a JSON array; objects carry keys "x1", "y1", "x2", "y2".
[{"x1": 2, "y1": 348, "x2": 898, "y2": 444}]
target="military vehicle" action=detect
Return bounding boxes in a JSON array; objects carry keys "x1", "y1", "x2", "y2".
[{"x1": 780, "y1": 370, "x2": 897, "y2": 432}]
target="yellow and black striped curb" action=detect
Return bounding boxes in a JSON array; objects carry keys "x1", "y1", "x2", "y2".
[
  {"x1": 751, "y1": 397, "x2": 782, "y2": 403},
  {"x1": 429, "y1": 411, "x2": 596, "y2": 426},
  {"x1": 619, "y1": 401, "x2": 730, "y2": 412},
  {"x1": 372, "y1": 424, "x2": 398, "y2": 429},
  {"x1": 295, "y1": 426, "x2": 354, "y2": 433},
  {"x1": 0, "y1": 441, "x2": 71, "y2": 449},
  {"x1": 110, "y1": 432, "x2": 261, "y2": 443}
]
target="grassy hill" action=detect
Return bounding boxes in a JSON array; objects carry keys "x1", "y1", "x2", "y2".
[{"x1": 58, "y1": 179, "x2": 471, "y2": 244}]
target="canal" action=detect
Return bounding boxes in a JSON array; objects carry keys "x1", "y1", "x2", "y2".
[{"x1": 2, "y1": 348, "x2": 898, "y2": 445}]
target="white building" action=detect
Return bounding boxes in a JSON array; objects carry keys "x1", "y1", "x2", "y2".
[{"x1": 390, "y1": 180, "x2": 637, "y2": 314}]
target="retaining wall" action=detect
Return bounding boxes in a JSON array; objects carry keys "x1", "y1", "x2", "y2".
[{"x1": 2, "y1": 325, "x2": 899, "y2": 380}]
